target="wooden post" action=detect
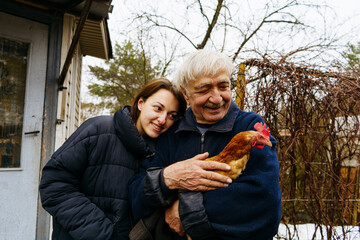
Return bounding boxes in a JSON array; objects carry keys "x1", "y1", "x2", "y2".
[
  {"x1": 235, "y1": 63, "x2": 246, "y2": 109},
  {"x1": 58, "y1": 0, "x2": 93, "y2": 87}
]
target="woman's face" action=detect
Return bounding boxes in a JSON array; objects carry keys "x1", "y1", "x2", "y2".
[{"x1": 136, "y1": 89, "x2": 180, "y2": 138}]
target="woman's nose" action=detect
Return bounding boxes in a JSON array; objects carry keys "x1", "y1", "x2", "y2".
[{"x1": 157, "y1": 112, "x2": 167, "y2": 125}]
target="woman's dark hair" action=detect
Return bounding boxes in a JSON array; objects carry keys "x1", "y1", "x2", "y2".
[{"x1": 130, "y1": 78, "x2": 187, "y2": 122}]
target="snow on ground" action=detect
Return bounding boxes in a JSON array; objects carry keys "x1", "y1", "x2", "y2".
[{"x1": 274, "y1": 224, "x2": 360, "y2": 240}]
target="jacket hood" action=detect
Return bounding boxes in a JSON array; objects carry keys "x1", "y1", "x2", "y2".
[{"x1": 114, "y1": 106, "x2": 155, "y2": 157}]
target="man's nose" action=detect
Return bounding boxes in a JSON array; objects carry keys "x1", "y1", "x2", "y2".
[{"x1": 209, "y1": 88, "x2": 222, "y2": 103}]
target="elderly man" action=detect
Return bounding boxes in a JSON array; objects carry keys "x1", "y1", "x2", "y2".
[{"x1": 129, "y1": 49, "x2": 282, "y2": 240}]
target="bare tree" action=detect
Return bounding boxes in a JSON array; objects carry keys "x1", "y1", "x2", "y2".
[{"x1": 124, "y1": 0, "x2": 337, "y2": 65}]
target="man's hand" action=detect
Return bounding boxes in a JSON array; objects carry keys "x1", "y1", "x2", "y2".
[
  {"x1": 163, "y1": 152, "x2": 232, "y2": 191},
  {"x1": 165, "y1": 200, "x2": 185, "y2": 237}
]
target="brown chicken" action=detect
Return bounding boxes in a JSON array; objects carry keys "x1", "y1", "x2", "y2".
[
  {"x1": 205, "y1": 122, "x2": 272, "y2": 180},
  {"x1": 185, "y1": 123, "x2": 273, "y2": 240}
]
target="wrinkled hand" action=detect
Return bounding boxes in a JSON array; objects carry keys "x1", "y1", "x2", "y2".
[
  {"x1": 165, "y1": 200, "x2": 185, "y2": 237},
  {"x1": 163, "y1": 152, "x2": 232, "y2": 191}
]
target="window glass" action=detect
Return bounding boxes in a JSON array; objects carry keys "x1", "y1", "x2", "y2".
[{"x1": 0, "y1": 37, "x2": 29, "y2": 168}]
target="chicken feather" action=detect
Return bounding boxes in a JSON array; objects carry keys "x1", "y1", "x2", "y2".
[
  {"x1": 186, "y1": 123, "x2": 272, "y2": 240},
  {"x1": 205, "y1": 123, "x2": 272, "y2": 180}
]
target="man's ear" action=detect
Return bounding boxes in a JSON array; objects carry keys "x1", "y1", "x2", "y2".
[
  {"x1": 137, "y1": 98, "x2": 145, "y2": 111},
  {"x1": 180, "y1": 87, "x2": 190, "y2": 106}
]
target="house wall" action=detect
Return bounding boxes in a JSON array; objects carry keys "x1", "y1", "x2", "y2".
[
  {"x1": 0, "y1": 11, "x2": 50, "y2": 240},
  {"x1": 55, "y1": 14, "x2": 82, "y2": 149},
  {"x1": 0, "y1": 2, "x2": 110, "y2": 239}
]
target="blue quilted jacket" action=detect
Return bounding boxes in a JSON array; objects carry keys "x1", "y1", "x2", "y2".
[
  {"x1": 129, "y1": 101, "x2": 282, "y2": 240},
  {"x1": 40, "y1": 106, "x2": 155, "y2": 240}
]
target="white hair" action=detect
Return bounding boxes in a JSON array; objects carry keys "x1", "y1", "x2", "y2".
[{"x1": 174, "y1": 49, "x2": 234, "y2": 90}]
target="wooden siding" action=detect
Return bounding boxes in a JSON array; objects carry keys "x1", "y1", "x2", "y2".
[{"x1": 55, "y1": 15, "x2": 83, "y2": 149}]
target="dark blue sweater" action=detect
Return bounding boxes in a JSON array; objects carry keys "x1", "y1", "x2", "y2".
[
  {"x1": 129, "y1": 101, "x2": 282, "y2": 240},
  {"x1": 40, "y1": 106, "x2": 155, "y2": 240}
]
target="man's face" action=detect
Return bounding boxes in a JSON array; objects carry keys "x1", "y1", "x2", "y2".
[{"x1": 182, "y1": 69, "x2": 231, "y2": 124}]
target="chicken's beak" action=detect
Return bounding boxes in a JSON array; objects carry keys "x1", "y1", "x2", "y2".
[{"x1": 265, "y1": 140, "x2": 272, "y2": 147}]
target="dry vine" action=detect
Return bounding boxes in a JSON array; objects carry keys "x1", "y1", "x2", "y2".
[{"x1": 238, "y1": 58, "x2": 360, "y2": 239}]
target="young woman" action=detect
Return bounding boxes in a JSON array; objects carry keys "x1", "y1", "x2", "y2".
[{"x1": 39, "y1": 78, "x2": 187, "y2": 240}]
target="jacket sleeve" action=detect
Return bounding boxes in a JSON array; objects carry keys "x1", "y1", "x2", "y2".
[
  {"x1": 129, "y1": 136, "x2": 178, "y2": 223},
  {"x1": 179, "y1": 120, "x2": 282, "y2": 240},
  {"x1": 39, "y1": 128, "x2": 113, "y2": 240}
]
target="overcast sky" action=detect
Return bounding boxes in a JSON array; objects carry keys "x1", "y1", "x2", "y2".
[
  {"x1": 81, "y1": 0, "x2": 360, "y2": 103},
  {"x1": 108, "y1": 0, "x2": 360, "y2": 46},
  {"x1": 85, "y1": 0, "x2": 360, "y2": 66}
]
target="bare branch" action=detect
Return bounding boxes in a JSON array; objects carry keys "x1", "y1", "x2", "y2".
[
  {"x1": 263, "y1": 19, "x2": 304, "y2": 25},
  {"x1": 197, "y1": 0, "x2": 224, "y2": 49},
  {"x1": 160, "y1": 34, "x2": 179, "y2": 76},
  {"x1": 232, "y1": 1, "x2": 303, "y2": 61},
  {"x1": 142, "y1": 15, "x2": 198, "y2": 49},
  {"x1": 196, "y1": 0, "x2": 210, "y2": 25},
  {"x1": 232, "y1": 19, "x2": 266, "y2": 61},
  {"x1": 278, "y1": 44, "x2": 330, "y2": 64}
]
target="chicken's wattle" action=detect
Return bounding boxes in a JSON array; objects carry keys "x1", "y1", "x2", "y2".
[{"x1": 256, "y1": 144, "x2": 265, "y2": 149}]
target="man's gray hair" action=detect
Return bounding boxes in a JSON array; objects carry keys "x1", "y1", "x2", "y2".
[{"x1": 174, "y1": 49, "x2": 234, "y2": 90}]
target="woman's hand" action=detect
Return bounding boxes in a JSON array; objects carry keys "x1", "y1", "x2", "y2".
[{"x1": 165, "y1": 200, "x2": 185, "y2": 237}]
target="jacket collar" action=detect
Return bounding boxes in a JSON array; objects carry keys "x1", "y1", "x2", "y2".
[
  {"x1": 177, "y1": 100, "x2": 240, "y2": 133},
  {"x1": 114, "y1": 106, "x2": 156, "y2": 157}
]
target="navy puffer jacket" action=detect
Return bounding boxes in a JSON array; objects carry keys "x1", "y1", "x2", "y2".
[
  {"x1": 129, "y1": 101, "x2": 282, "y2": 240},
  {"x1": 40, "y1": 106, "x2": 155, "y2": 240}
]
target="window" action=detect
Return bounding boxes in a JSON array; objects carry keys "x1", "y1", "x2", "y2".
[{"x1": 0, "y1": 37, "x2": 29, "y2": 168}]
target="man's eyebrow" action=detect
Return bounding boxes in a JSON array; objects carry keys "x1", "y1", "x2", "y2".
[
  {"x1": 220, "y1": 79, "x2": 231, "y2": 84},
  {"x1": 194, "y1": 83, "x2": 211, "y2": 90},
  {"x1": 194, "y1": 80, "x2": 230, "y2": 90}
]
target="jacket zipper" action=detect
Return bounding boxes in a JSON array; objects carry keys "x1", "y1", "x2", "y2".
[{"x1": 200, "y1": 133, "x2": 205, "y2": 153}]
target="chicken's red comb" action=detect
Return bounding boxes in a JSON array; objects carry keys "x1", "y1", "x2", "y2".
[{"x1": 254, "y1": 122, "x2": 270, "y2": 138}]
